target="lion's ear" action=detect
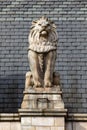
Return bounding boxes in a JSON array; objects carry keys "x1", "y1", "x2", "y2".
[
  {"x1": 50, "y1": 20, "x2": 54, "y2": 24},
  {"x1": 32, "y1": 20, "x2": 37, "y2": 25},
  {"x1": 50, "y1": 20, "x2": 56, "y2": 28},
  {"x1": 52, "y1": 24, "x2": 56, "y2": 29},
  {"x1": 41, "y1": 16, "x2": 48, "y2": 20}
]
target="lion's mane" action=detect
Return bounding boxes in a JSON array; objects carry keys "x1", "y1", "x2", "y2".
[{"x1": 28, "y1": 16, "x2": 58, "y2": 53}]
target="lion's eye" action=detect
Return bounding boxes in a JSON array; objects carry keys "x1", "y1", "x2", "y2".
[
  {"x1": 38, "y1": 23, "x2": 41, "y2": 26},
  {"x1": 47, "y1": 23, "x2": 50, "y2": 26}
]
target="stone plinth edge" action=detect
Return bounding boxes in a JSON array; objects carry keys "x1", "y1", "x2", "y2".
[
  {"x1": 19, "y1": 109, "x2": 67, "y2": 117},
  {"x1": 1, "y1": 113, "x2": 87, "y2": 121},
  {"x1": 67, "y1": 113, "x2": 87, "y2": 121},
  {"x1": 24, "y1": 85, "x2": 62, "y2": 94},
  {"x1": 0, "y1": 113, "x2": 20, "y2": 121}
]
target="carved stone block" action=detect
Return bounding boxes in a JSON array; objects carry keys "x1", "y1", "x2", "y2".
[
  {"x1": 21, "y1": 85, "x2": 64, "y2": 110},
  {"x1": 19, "y1": 17, "x2": 67, "y2": 130},
  {"x1": 27, "y1": 16, "x2": 58, "y2": 88}
]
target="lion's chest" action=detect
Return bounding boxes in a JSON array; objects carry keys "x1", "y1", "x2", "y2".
[{"x1": 29, "y1": 41, "x2": 57, "y2": 53}]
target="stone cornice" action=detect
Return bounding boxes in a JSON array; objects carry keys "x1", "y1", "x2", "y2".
[
  {"x1": 67, "y1": 113, "x2": 87, "y2": 121},
  {"x1": 0, "y1": 113, "x2": 87, "y2": 121},
  {"x1": 19, "y1": 109, "x2": 67, "y2": 117},
  {"x1": 0, "y1": 113, "x2": 20, "y2": 121}
]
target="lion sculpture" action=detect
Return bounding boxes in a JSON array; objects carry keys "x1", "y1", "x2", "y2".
[{"x1": 27, "y1": 16, "x2": 58, "y2": 88}]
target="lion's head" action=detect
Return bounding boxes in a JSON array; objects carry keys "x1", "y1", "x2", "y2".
[{"x1": 28, "y1": 16, "x2": 58, "y2": 53}]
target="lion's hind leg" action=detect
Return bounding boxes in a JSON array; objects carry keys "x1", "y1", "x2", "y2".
[{"x1": 25, "y1": 71, "x2": 34, "y2": 89}]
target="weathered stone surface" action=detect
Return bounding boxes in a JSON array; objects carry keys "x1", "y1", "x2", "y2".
[
  {"x1": 24, "y1": 86, "x2": 61, "y2": 93},
  {"x1": 36, "y1": 127, "x2": 50, "y2": 130},
  {"x1": 54, "y1": 117, "x2": 64, "y2": 127},
  {"x1": 32, "y1": 117, "x2": 54, "y2": 126},
  {"x1": 27, "y1": 16, "x2": 58, "y2": 88},
  {"x1": 66, "y1": 122, "x2": 87, "y2": 130},
  {"x1": 10, "y1": 122, "x2": 21, "y2": 130},
  {"x1": 19, "y1": 108, "x2": 67, "y2": 117},
  {"x1": 51, "y1": 127, "x2": 63, "y2": 130},
  {"x1": 75, "y1": 122, "x2": 87, "y2": 130},
  {"x1": 0, "y1": 123, "x2": 10, "y2": 130},
  {"x1": 22, "y1": 126, "x2": 35, "y2": 130},
  {"x1": 54, "y1": 100, "x2": 64, "y2": 109},
  {"x1": 19, "y1": 16, "x2": 65, "y2": 130},
  {"x1": 37, "y1": 98, "x2": 48, "y2": 109},
  {"x1": 21, "y1": 117, "x2": 31, "y2": 125},
  {"x1": 21, "y1": 85, "x2": 65, "y2": 110},
  {"x1": 58, "y1": 127, "x2": 65, "y2": 130}
]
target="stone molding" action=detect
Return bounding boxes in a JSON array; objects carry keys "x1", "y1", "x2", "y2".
[
  {"x1": 0, "y1": 113, "x2": 87, "y2": 121},
  {"x1": 19, "y1": 109, "x2": 67, "y2": 117},
  {"x1": 67, "y1": 113, "x2": 87, "y2": 121},
  {"x1": 0, "y1": 113, "x2": 19, "y2": 121}
]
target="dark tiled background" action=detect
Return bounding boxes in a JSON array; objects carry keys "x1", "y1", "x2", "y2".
[{"x1": 0, "y1": 0, "x2": 87, "y2": 113}]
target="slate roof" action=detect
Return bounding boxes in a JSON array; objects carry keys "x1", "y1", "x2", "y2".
[{"x1": 0, "y1": 0, "x2": 87, "y2": 113}]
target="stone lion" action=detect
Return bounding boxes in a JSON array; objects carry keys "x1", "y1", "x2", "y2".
[{"x1": 27, "y1": 16, "x2": 58, "y2": 88}]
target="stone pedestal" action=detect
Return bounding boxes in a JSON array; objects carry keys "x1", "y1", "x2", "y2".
[{"x1": 19, "y1": 85, "x2": 67, "y2": 130}]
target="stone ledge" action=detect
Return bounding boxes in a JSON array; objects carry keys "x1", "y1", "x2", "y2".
[
  {"x1": 24, "y1": 86, "x2": 62, "y2": 94},
  {"x1": 24, "y1": 90, "x2": 62, "y2": 94},
  {"x1": 67, "y1": 113, "x2": 87, "y2": 121},
  {"x1": 19, "y1": 109, "x2": 67, "y2": 117},
  {"x1": 0, "y1": 112, "x2": 87, "y2": 121},
  {"x1": 0, "y1": 113, "x2": 20, "y2": 121},
  {"x1": 1, "y1": 113, "x2": 87, "y2": 121}
]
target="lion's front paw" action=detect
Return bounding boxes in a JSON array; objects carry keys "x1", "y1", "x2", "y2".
[
  {"x1": 34, "y1": 80, "x2": 42, "y2": 88},
  {"x1": 44, "y1": 80, "x2": 52, "y2": 87}
]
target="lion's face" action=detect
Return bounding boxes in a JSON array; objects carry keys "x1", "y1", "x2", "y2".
[
  {"x1": 31, "y1": 16, "x2": 56, "y2": 37},
  {"x1": 33, "y1": 19, "x2": 51, "y2": 36},
  {"x1": 29, "y1": 16, "x2": 58, "y2": 53}
]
